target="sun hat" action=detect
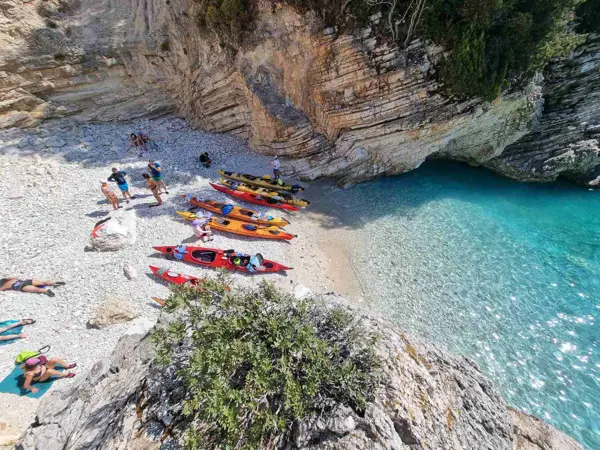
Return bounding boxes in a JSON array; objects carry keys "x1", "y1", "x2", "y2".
[{"x1": 25, "y1": 357, "x2": 41, "y2": 367}]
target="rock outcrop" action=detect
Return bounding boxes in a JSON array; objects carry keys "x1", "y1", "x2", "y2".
[
  {"x1": 486, "y1": 35, "x2": 600, "y2": 184},
  {"x1": 16, "y1": 296, "x2": 583, "y2": 450},
  {"x1": 0, "y1": 0, "x2": 598, "y2": 186}
]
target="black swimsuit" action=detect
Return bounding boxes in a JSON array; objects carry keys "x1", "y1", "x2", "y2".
[{"x1": 1, "y1": 279, "x2": 33, "y2": 291}]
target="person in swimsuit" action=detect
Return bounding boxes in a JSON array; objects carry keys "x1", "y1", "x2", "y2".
[
  {"x1": 21, "y1": 356, "x2": 76, "y2": 394},
  {"x1": 0, "y1": 278, "x2": 64, "y2": 297},
  {"x1": 148, "y1": 160, "x2": 168, "y2": 194},
  {"x1": 130, "y1": 133, "x2": 147, "y2": 157},
  {"x1": 108, "y1": 168, "x2": 134, "y2": 203},
  {"x1": 101, "y1": 181, "x2": 120, "y2": 210},
  {"x1": 0, "y1": 318, "x2": 35, "y2": 342},
  {"x1": 142, "y1": 173, "x2": 162, "y2": 207}
]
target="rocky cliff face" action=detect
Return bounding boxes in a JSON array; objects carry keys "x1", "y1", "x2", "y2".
[
  {"x1": 1, "y1": 0, "x2": 598, "y2": 186},
  {"x1": 16, "y1": 296, "x2": 582, "y2": 450},
  {"x1": 486, "y1": 35, "x2": 600, "y2": 184}
]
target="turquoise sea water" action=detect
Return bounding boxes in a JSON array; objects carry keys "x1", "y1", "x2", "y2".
[{"x1": 314, "y1": 161, "x2": 600, "y2": 448}]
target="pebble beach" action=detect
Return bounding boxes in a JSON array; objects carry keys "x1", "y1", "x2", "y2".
[{"x1": 0, "y1": 117, "x2": 338, "y2": 443}]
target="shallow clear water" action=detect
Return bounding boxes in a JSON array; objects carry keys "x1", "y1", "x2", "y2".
[{"x1": 314, "y1": 161, "x2": 600, "y2": 448}]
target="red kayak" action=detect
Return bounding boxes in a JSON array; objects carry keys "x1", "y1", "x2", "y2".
[
  {"x1": 153, "y1": 246, "x2": 291, "y2": 273},
  {"x1": 210, "y1": 183, "x2": 299, "y2": 212},
  {"x1": 149, "y1": 265, "x2": 206, "y2": 286}
]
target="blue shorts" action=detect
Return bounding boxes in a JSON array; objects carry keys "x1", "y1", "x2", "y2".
[{"x1": 117, "y1": 183, "x2": 129, "y2": 192}]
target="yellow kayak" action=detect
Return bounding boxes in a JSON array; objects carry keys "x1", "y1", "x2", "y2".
[
  {"x1": 218, "y1": 170, "x2": 305, "y2": 192},
  {"x1": 218, "y1": 179, "x2": 310, "y2": 208},
  {"x1": 176, "y1": 211, "x2": 296, "y2": 240}
]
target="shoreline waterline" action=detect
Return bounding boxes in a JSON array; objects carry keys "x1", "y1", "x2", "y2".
[
  {"x1": 0, "y1": 118, "x2": 594, "y2": 448},
  {"x1": 310, "y1": 162, "x2": 600, "y2": 448}
]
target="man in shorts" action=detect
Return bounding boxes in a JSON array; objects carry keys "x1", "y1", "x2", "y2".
[
  {"x1": 271, "y1": 155, "x2": 281, "y2": 180},
  {"x1": 107, "y1": 167, "x2": 134, "y2": 203},
  {"x1": 148, "y1": 160, "x2": 168, "y2": 194}
]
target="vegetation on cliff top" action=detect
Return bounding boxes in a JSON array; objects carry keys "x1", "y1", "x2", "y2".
[
  {"x1": 194, "y1": 0, "x2": 594, "y2": 100},
  {"x1": 152, "y1": 276, "x2": 380, "y2": 450}
]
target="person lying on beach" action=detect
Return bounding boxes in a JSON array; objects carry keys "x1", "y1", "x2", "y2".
[
  {"x1": 108, "y1": 168, "x2": 134, "y2": 203},
  {"x1": 21, "y1": 356, "x2": 76, "y2": 394},
  {"x1": 0, "y1": 278, "x2": 64, "y2": 297},
  {"x1": 142, "y1": 173, "x2": 163, "y2": 207},
  {"x1": 101, "y1": 181, "x2": 120, "y2": 210},
  {"x1": 0, "y1": 319, "x2": 35, "y2": 341}
]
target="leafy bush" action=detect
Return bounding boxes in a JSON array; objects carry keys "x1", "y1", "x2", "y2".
[
  {"x1": 152, "y1": 276, "x2": 380, "y2": 450},
  {"x1": 576, "y1": 0, "x2": 600, "y2": 33},
  {"x1": 196, "y1": 0, "x2": 251, "y2": 45},
  {"x1": 284, "y1": 0, "x2": 592, "y2": 99},
  {"x1": 422, "y1": 0, "x2": 585, "y2": 99}
]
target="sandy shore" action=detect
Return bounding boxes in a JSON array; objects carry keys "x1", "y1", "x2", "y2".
[{"x1": 0, "y1": 117, "x2": 357, "y2": 445}]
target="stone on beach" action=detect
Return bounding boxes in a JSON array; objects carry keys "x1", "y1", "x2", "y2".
[
  {"x1": 87, "y1": 295, "x2": 139, "y2": 329},
  {"x1": 123, "y1": 263, "x2": 138, "y2": 280},
  {"x1": 89, "y1": 211, "x2": 137, "y2": 252}
]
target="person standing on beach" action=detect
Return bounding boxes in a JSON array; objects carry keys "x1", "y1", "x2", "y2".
[
  {"x1": 271, "y1": 155, "x2": 281, "y2": 180},
  {"x1": 100, "y1": 181, "x2": 120, "y2": 210},
  {"x1": 142, "y1": 173, "x2": 163, "y2": 207},
  {"x1": 148, "y1": 160, "x2": 168, "y2": 194},
  {"x1": 107, "y1": 168, "x2": 134, "y2": 203}
]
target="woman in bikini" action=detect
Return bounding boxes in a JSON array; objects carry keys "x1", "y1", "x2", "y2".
[
  {"x1": 0, "y1": 278, "x2": 64, "y2": 297},
  {"x1": 101, "y1": 181, "x2": 120, "y2": 210},
  {"x1": 21, "y1": 357, "x2": 76, "y2": 394},
  {"x1": 142, "y1": 173, "x2": 162, "y2": 207}
]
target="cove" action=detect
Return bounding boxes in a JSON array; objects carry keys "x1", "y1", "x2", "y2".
[{"x1": 310, "y1": 161, "x2": 600, "y2": 448}]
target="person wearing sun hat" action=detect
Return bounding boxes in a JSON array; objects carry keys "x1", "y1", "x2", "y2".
[{"x1": 21, "y1": 356, "x2": 77, "y2": 394}]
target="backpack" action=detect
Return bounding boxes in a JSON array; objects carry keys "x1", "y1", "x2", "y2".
[{"x1": 15, "y1": 345, "x2": 50, "y2": 365}]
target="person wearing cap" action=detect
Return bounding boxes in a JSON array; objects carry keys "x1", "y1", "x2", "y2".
[
  {"x1": 21, "y1": 356, "x2": 77, "y2": 394},
  {"x1": 107, "y1": 167, "x2": 134, "y2": 203},
  {"x1": 271, "y1": 155, "x2": 281, "y2": 180},
  {"x1": 100, "y1": 180, "x2": 120, "y2": 210},
  {"x1": 192, "y1": 213, "x2": 213, "y2": 242}
]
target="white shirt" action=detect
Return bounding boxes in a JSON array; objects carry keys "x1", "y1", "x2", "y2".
[{"x1": 272, "y1": 159, "x2": 281, "y2": 170}]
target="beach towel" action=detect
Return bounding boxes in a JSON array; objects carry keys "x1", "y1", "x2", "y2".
[
  {"x1": 0, "y1": 320, "x2": 22, "y2": 346},
  {"x1": 0, "y1": 365, "x2": 64, "y2": 398}
]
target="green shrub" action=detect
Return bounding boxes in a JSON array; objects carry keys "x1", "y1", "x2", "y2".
[
  {"x1": 196, "y1": 0, "x2": 250, "y2": 45},
  {"x1": 152, "y1": 277, "x2": 380, "y2": 450},
  {"x1": 576, "y1": 0, "x2": 600, "y2": 33},
  {"x1": 422, "y1": 0, "x2": 585, "y2": 99},
  {"x1": 284, "y1": 0, "x2": 592, "y2": 99}
]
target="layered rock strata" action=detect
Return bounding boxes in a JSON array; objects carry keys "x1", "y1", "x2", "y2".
[
  {"x1": 486, "y1": 35, "x2": 600, "y2": 184},
  {"x1": 1, "y1": 1, "x2": 598, "y2": 185}
]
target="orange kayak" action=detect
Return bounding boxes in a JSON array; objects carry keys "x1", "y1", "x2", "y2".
[
  {"x1": 183, "y1": 196, "x2": 290, "y2": 227},
  {"x1": 176, "y1": 211, "x2": 296, "y2": 241}
]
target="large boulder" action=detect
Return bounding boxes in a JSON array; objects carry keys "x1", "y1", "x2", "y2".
[
  {"x1": 16, "y1": 296, "x2": 583, "y2": 450},
  {"x1": 88, "y1": 210, "x2": 137, "y2": 252},
  {"x1": 86, "y1": 295, "x2": 139, "y2": 329}
]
